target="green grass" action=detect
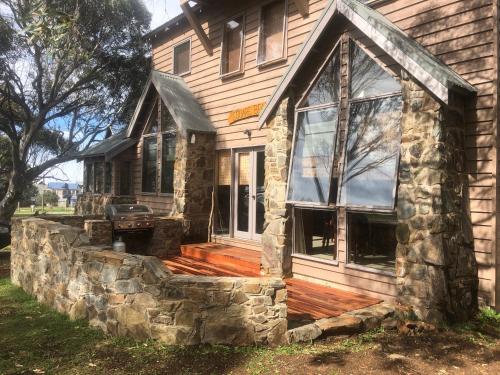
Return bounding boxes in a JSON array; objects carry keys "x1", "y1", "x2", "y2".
[{"x1": 14, "y1": 206, "x2": 75, "y2": 216}]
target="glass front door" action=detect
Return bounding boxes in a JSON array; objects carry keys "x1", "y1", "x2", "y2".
[{"x1": 234, "y1": 148, "x2": 265, "y2": 241}]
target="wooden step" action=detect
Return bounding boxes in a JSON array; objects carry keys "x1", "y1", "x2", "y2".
[
  {"x1": 180, "y1": 243, "x2": 261, "y2": 273},
  {"x1": 163, "y1": 256, "x2": 259, "y2": 277}
]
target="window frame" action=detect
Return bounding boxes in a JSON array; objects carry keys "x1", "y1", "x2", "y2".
[
  {"x1": 172, "y1": 38, "x2": 192, "y2": 76},
  {"x1": 336, "y1": 39, "x2": 403, "y2": 213},
  {"x1": 256, "y1": 0, "x2": 288, "y2": 67},
  {"x1": 159, "y1": 131, "x2": 176, "y2": 195},
  {"x1": 291, "y1": 206, "x2": 340, "y2": 266},
  {"x1": 286, "y1": 41, "x2": 342, "y2": 207},
  {"x1": 219, "y1": 13, "x2": 246, "y2": 78}
]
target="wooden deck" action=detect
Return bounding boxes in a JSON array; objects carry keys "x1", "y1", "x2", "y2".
[{"x1": 163, "y1": 243, "x2": 381, "y2": 321}]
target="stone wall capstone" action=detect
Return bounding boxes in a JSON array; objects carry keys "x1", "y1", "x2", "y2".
[
  {"x1": 396, "y1": 77, "x2": 478, "y2": 322},
  {"x1": 261, "y1": 96, "x2": 294, "y2": 277},
  {"x1": 10, "y1": 217, "x2": 287, "y2": 345}
]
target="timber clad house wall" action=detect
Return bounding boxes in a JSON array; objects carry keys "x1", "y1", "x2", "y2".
[{"x1": 78, "y1": 0, "x2": 500, "y2": 317}]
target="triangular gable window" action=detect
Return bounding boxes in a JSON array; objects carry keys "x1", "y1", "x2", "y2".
[
  {"x1": 349, "y1": 42, "x2": 401, "y2": 99},
  {"x1": 144, "y1": 99, "x2": 159, "y2": 135},
  {"x1": 300, "y1": 47, "x2": 341, "y2": 108}
]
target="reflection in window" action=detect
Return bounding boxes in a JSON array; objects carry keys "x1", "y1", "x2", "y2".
[
  {"x1": 221, "y1": 16, "x2": 244, "y2": 75},
  {"x1": 215, "y1": 151, "x2": 231, "y2": 235},
  {"x1": 104, "y1": 162, "x2": 112, "y2": 194},
  {"x1": 142, "y1": 137, "x2": 157, "y2": 193},
  {"x1": 348, "y1": 212, "x2": 397, "y2": 273},
  {"x1": 350, "y1": 42, "x2": 401, "y2": 99},
  {"x1": 288, "y1": 108, "x2": 339, "y2": 204},
  {"x1": 258, "y1": 0, "x2": 286, "y2": 64},
  {"x1": 173, "y1": 40, "x2": 191, "y2": 75},
  {"x1": 339, "y1": 96, "x2": 402, "y2": 209},
  {"x1": 161, "y1": 133, "x2": 175, "y2": 194},
  {"x1": 301, "y1": 47, "x2": 341, "y2": 107},
  {"x1": 294, "y1": 208, "x2": 337, "y2": 261}
]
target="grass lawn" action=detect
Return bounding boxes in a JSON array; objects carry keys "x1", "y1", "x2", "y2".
[
  {"x1": 0, "y1": 277, "x2": 499, "y2": 375},
  {"x1": 14, "y1": 206, "x2": 75, "y2": 217}
]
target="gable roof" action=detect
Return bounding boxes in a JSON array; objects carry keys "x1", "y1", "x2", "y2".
[
  {"x1": 77, "y1": 131, "x2": 137, "y2": 161},
  {"x1": 127, "y1": 70, "x2": 216, "y2": 137},
  {"x1": 259, "y1": 0, "x2": 477, "y2": 126}
]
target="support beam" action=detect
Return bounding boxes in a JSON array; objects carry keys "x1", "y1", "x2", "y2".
[
  {"x1": 295, "y1": 0, "x2": 309, "y2": 17},
  {"x1": 180, "y1": 0, "x2": 213, "y2": 56}
]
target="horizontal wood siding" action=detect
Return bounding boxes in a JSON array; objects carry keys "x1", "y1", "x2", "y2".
[{"x1": 150, "y1": 0, "x2": 497, "y2": 304}]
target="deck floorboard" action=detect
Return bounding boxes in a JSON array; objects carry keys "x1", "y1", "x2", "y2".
[{"x1": 163, "y1": 243, "x2": 381, "y2": 321}]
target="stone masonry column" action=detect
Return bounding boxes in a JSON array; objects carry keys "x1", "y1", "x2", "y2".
[
  {"x1": 172, "y1": 131, "x2": 215, "y2": 242},
  {"x1": 261, "y1": 97, "x2": 294, "y2": 277},
  {"x1": 396, "y1": 76, "x2": 478, "y2": 322}
]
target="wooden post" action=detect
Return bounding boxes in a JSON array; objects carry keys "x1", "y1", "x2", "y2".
[{"x1": 180, "y1": 0, "x2": 213, "y2": 56}]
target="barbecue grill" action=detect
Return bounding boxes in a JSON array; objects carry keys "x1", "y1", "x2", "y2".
[{"x1": 105, "y1": 204, "x2": 155, "y2": 232}]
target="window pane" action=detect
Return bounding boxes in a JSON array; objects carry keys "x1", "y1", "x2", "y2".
[
  {"x1": 85, "y1": 163, "x2": 94, "y2": 192},
  {"x1": 294, "y1": 208, "x2": 337, "y2": 261},
  {"x1": 221, "y1": 16, "x2": 244, "y2": 75},
  {"x1": 237, "y1": 152, "x2": 250, "y2": 232},
  {"x1": 94, "y1": 162, "x2": 104, "y2": 193},
  {"x1": 348, "y1": 212, "x2": 396, "y2": 273},
  {"x1": 339, "y1": 96, "x2": 402, "y2": 208},
  {"x1": 161, "y1": 102, "x2": 176, "y2": 133},
  {"x1": 288, "y1": 108, "x2": 339, "y2": 204},
  {"x1": 258, "y1": 0, "x2": 285, "y2": 63},
  {"x1": 255, "y1": 150, "x2": 265, "y2": 235},
  {"x1": 161, "y1": 134, "x2": 176, "y2": 194},
  {"x1": 174, "y1": 41, "x2": 190, "y2": 75},
  {"x1": 142, "y1": 137, "x2": 157, "y2": 193},
  {"x1": 145, "y1": 101, "x2": 158, "y2": 134},
  {"x1": 302, "y1": 47, "x2": 341, "y2": 107},
  {"x1": 104, "y1": 162, "x2": 112, "y2": 194},
  {"x1": 215, "y1": 150, "x2": 231, "y2": 235},
  {"x1": 350, "y1": 42, "x2": 401, "y2": 99},
  {"x1": 119, "y1": 161, "x2": 131, "y2": 196}
]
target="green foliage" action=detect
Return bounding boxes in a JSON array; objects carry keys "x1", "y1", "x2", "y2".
[
  {"x1": 478, "y1": 307, "x2": 500, "y2": 326},
  {"x1": 18, "y1": 183, "x2": 38, "y2": 206},
  {"x1": 35, "y1": 190, "x2": 59, "y2": 206}
]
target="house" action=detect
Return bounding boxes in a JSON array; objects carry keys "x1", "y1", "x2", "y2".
[
  {"x1": 47, "y1": 182, "x2": 82, "y2": 207},
  {"x1": 78, "y1": 0, "x2": 499, "y2": 321}
]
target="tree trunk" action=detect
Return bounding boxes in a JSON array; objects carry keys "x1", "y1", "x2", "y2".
[{"x1": 0, "y1": 170, "x2": 25, "y2": 226}]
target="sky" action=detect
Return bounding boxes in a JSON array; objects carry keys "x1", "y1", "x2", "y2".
[{"x1": 48, "y1": 1, "x2": 182, "y2": 184}]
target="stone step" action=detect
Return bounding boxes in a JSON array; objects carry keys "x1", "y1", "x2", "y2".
[{"x1": 286, "y1": 302, "x2": 396, "y2": 344}]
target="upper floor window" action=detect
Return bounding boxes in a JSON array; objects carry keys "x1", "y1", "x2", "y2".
[
  {"x1": 173, "y1": 39, "x2": 191, "y2": 75},
  {"x1": 257, "y1": 0, "x2": 287, "y2": 65},
  {"x1": 221, "y1": 15, "x2": 245, "y2": 76}
]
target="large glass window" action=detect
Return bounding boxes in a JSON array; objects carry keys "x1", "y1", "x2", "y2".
[
  {"x1": 161, "y1": 133, "x2": 175, "y2": 194},
  {"x1": 142, "y1": 137, "x2": 157, "y2": 193},
  {"x1": 221, "y1": 16, "x2": 244, "y2": 76},
  {"x1": 119, "y1": 161, "x2": 131, "y2": 196},
  {"x1": 173, "y1": 39, "x2": 191, "y2": 75},
  {"x1": 257, "y1": 0, "x2": 286, "y2": 64},
  {"x1": 104, "y1": 162, "x2": 112, "y2": 194},
  {"x1": 215, "y1": 150, "x2": 231, "y2": 235},
  {"x1": 288, "y1": 108, "x2": 339, "y2": 204},
  {"x1": 294, "y1": 208, "x2": 338, "y2": 261},
  {"x1": 94, "y1": 162, "x2": 104, "y2": 193}
]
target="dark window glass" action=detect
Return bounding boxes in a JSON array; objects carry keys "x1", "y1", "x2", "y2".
[
  {"x1": 142, "y1": 137, "x2": 157, "y2": 193},
  {"x1": 85, "y1": 163, "x2": 94, "y2": 192},
  {"x1": 94, "y1": 162, "x2": 104, "y2": 193},
  {"x1": 145, "y1": 101, "x2": 159, "y2": 134},
  {"x1": 294, "y1": 208, "x2": 337, "y2": 261},
  {"x1": 348, "y1": 212, "x2": 397, "y2": 273},
  {"x1": 119, "y1": 161, "x2": 131, "y2": 196},
  {"x1": 339, "y1": 96, "x2": 402, "y2": 209},
  {"x1": 161, "y1": 133, "x2": 176, "y2": 194},
  {"x1": 288, "y1": 108, "x2": 339, "y2": 204},
  {"x1": 215, "y1": 150, "x2": 231, "y2": 235},
  {"x1": 173, "y1": 40, "x2": 191, "y2": 75},
  {"x1": 255, "y1": 150, "x2": 265, "y2": 235},
  {"x1": 237, "y1": 152, "x2": 250, "y2": 232},
  {"x1": 161, "y1": 102, "x2": 176, "y2": 133},
  {"x1": 258, "y1": 0, "x2": 286, "y2": 63},
  {"x1": 350, "y1": 42, "x2": 401, "y2": 99},
  {"x1": 221, "y1": 16, "x2": 244, "y2": 75},
  {"x1": 301, "y1": 47, "x2": 341, "y2": 107},
  {"x1": 104, "y1": 162, "x2": 112, "y2": 194}
]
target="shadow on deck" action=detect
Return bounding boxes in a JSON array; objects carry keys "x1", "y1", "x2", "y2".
[{"x1": 162, "y1": 243, "x2": 381, "y2": 322}]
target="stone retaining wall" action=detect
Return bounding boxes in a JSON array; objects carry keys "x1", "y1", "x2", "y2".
[
  {"x1": 10, "y1": 217, "x2": 287, "y2": 345},
  {"x1": 75, "y1": 193, "x2": 136, "y2": 217}
]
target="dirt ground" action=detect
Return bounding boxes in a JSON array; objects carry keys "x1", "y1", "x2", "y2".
[{"x1": 1, "y1": 277, "x2": 499, "y2": 375}]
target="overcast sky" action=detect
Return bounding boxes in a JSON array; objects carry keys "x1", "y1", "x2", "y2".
[{"x1": 49, "y1": 1, "x2": 182, "y2": 184}]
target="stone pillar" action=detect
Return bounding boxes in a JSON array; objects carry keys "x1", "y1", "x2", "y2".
[
  {"x1": 261, "y1": 97, "x2": 294, "y2": 277},
  {"x1": 396, "y1": 77, "x2": 478, "y2": 322},
  {"x1": 172, "y1": 131, "x2": 215, "y2": 242}
]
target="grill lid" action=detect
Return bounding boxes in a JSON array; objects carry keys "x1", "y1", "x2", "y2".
[{"x1": 105, "y1": 204, "x2": 154, "y2": 220}]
